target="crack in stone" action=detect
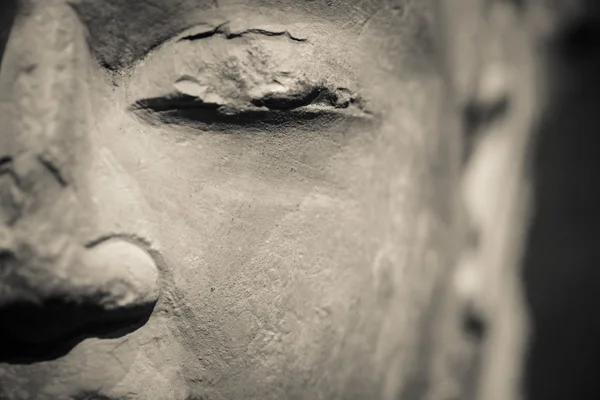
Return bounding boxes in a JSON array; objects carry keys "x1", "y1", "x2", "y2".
[
  {"x1": 178, "y1": 22, "x2": 308, "y2": 43},
  {"x1": 37, "y1": 155, "x2": 68, "y2": 187}
]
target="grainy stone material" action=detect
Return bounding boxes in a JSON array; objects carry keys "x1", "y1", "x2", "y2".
[{"x1": 0, "y1": 1, "x2": 453, "y2": 399}]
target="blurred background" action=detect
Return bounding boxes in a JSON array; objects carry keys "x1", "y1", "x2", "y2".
[{"x1": 434, "y1": 1, "x2": 600, "y2": 399}]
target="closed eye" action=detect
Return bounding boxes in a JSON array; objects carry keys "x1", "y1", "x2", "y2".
[{"x1": 129, "y1": 81, "x2": 373, "y2": 132}]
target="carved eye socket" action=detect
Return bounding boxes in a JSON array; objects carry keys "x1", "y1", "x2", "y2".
[{"x1": 125, "y1": 21, "x2": 375, "y2": 133}]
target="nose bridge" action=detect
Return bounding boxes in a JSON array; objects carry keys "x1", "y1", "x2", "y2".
[
  {"x1": 0, "y1": 1, "x2": 92, "y2": 235},
  {"x1": 0, "y1": 1, "x2": 98, "y2": 304},
  {"x1": 1, "y1": 1, "x2": 88, "y2": 163}
]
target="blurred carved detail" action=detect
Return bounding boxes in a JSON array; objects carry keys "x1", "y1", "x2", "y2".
[
  {"x1": 432, "y1": 1, "x2": 600, "y2": 399},
  {"x1": 430, "y1": 1, "x2": 540, "y2": 399}
]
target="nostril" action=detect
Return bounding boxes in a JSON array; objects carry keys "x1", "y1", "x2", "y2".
[
  {"x1": 0, "y1": 238, "x2": 160, "y2": 363},
  {"x1": 80, "y1": 239, "x2": 160, "y2": 311}
]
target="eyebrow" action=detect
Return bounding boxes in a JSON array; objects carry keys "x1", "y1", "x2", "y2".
[
  {"x1": 70, "y1": 0, "x2": 394, "y2": 70},
  {"x1": 177, "y1": 22, "x2": 308, "y2": 43}
]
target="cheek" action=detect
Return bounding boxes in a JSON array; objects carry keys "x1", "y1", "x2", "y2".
[{"x1": 90, "y1": 71, "x2": 447, "y2": 395}]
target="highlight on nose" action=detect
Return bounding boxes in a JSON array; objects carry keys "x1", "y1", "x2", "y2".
[{"x1": 0, "y1": 236, "x2": 160, "y2": 362}]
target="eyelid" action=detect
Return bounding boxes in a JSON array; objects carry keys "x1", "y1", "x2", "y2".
[
  {"x1": 129, "y1": 79, "x2": 372, "y2": 131},
  {"x1": 145, "y1": 74, "x2": 365, "y2": 109}
]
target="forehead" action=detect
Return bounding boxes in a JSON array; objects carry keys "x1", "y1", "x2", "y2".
[{"x1": 70, "y1": 0, "x2": 408, "y2": 69}]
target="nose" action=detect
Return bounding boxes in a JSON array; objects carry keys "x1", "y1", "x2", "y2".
[{"x1": 0, "y1": 2, "x2": 159, "y2": 360}]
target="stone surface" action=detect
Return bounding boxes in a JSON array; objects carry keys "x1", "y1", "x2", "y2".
[{"x1": 0, "y1": 1, "x2": 455, "y2": 399}]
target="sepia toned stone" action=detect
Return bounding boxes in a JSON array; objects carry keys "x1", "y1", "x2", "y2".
[{"x1": 0, "y1": 1, "x2": 452, "y2": 399}]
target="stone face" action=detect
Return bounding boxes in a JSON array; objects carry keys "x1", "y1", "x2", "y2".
[{"x1": 0, "y1": 1, "x2": 453, "y2": 399}]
